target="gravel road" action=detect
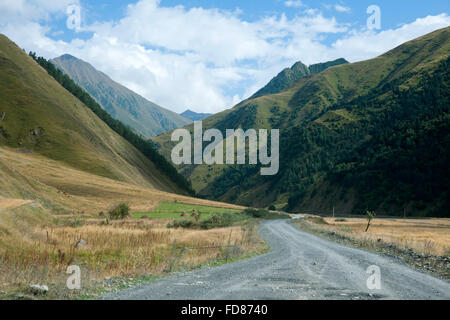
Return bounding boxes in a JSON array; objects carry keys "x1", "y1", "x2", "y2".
[{"x1": 103, "y1": 219, "x2": 450, "y2": 300}]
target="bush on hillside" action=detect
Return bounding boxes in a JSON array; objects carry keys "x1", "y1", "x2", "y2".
[{"x1": 109, "y1": 203, "x2": 130, "y2": 220}]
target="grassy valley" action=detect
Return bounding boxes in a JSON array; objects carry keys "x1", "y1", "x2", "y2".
[
  {"x1": 0, "y1": 34, "x2": 271, "y2": 299},
  {"x1": 0, "y1": 23, "x2": 448, "y2": 300}
]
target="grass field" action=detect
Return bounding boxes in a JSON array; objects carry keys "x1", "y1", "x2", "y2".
[
  {"x1": 132, "y1": 202, "x2": 241, "y2": 219},
  {"x1": 0, "y1": 146, "x2": 252, "y2": 300},
  {"x1": 0, "y1": 203, "x2": 265, "y2": 300}
]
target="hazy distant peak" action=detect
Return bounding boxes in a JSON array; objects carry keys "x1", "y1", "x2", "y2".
[
  {"x1": 51, "y1": 54, "x2": 190, "y2": 138},
  {"x1": 58, "y1": 53, "x2": 77, "y2": 59},
  {"x1": 180, "y1": 109, "x2": 213, "y2": 121}
]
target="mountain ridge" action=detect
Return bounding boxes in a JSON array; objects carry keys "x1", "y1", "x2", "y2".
[
  {"x1": 250, "y1": 58, "x2": 349, "y2": 99},
  {"x1": 50, "y1": 54, "x2": 190, "y2": 138},
  {"x1": 153, "y1": 27, "x2": 450, "y2": 217}
]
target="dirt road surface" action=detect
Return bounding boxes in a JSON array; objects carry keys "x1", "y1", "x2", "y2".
[{"x1": 103, "y1": 219, "x2": 450, "y2": 300}]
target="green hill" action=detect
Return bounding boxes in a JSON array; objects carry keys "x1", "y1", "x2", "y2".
[
  {"x1": 50, "y1": 54, "x2": 190, "y2": 138},
  {"x1": 153, "y1": 27, "x2": 450, "y2": 217},
  {"x1": 0, "y1": 34, "x2": 191, "y2": 198}
]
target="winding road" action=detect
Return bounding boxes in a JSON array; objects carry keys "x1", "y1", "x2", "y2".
[{"x1": 103, "y1": 219, "x2": 450, "y2": 300}]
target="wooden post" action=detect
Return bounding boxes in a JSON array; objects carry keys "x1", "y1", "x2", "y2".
[{"x1": 332, "y1": 206, "x2": 335, "y2": 218}]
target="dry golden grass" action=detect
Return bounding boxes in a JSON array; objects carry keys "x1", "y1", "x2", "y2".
[
  {"x1": 0, "y1": 198, "x2": 34, "y2": 210},
  {"x1": 0, "y1": 146, "x2": 245, "y2": 215},
  {"x1": 4, "y1": 221, "x2": 257, "y2": 275},
  {"x1": 0, "y1": 146, "x2": 254, "y2": 298},
  {"x1": 0, "y1": 212, "x2": 264, "y2": 297},
  {"x1": 303, "y1": 215, "x2": 450, "y2": 256}
]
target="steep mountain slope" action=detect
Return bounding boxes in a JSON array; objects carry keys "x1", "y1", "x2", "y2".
[
  {"x1": 0, "y1": 146, "x2": 241, "y2": 215},
  {"x1": 0, "y1": 34, "x2": 187, "y2": 199},
  {"x1": 153, "y1": 27, "x2": 450, "y2": 217},
  {"x1": 50, "y1": 54, "x2": 190, "y2": 138},
  {"x1": 180, "y1": 109, "x2": 213, "y2": 121},
  {"x1": 250, "y1": 58, "x2": 348, "y2": 99}
]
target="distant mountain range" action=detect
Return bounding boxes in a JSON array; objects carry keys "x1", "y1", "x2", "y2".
[
  {"x1": 153, "y1": 27, "x2": 450, "y2": 217},
  {"x1": 50, "y1": 55, "x2": 190, "y2": 138},
  {"x1": 180, "y1": 110, "x2": 213, "y2": 121}
]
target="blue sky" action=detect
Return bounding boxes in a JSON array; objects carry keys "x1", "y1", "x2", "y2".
[
  {"x1": 0, "y1": 0, "x2": 449, "y2": 113},
  {"x1": 48, "y1": 1, "x2": 450, "y2": 43}
]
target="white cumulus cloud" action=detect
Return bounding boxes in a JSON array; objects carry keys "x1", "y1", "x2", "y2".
[
  {"x1": 334, "y1": 5, "x2": 351, "y2": 13},
  {"x1": 284, "y1": 1, "x2": 304, "y2": 8}
]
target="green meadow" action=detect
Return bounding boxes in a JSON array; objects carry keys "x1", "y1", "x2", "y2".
[{"x1": 132, "y1": 202, "x2": 242, "y2": 219}]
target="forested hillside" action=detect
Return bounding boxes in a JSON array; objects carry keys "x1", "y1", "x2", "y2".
[
  {"x1": 153, "y1": 27, "x2": 450, "y2": 217},
  {"x1": 211, "y1": 56, "x2": 449, "y2": 216}
]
